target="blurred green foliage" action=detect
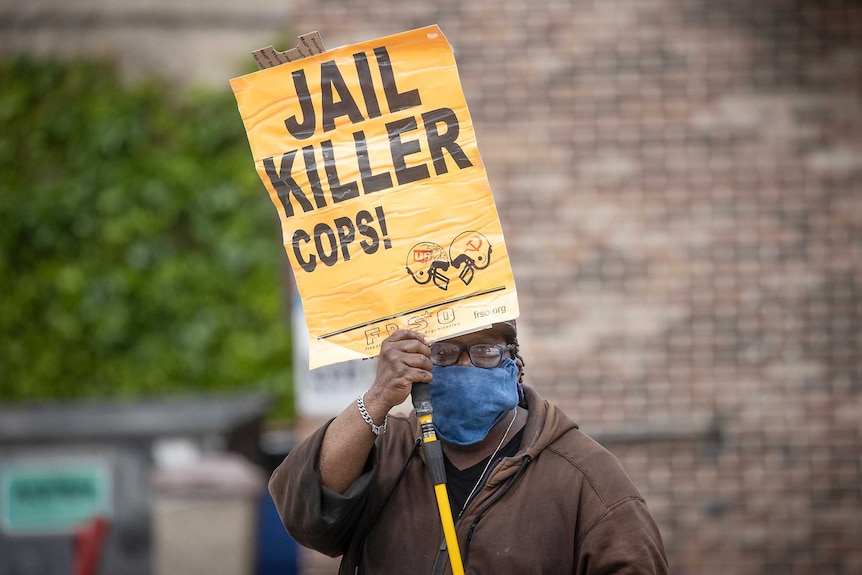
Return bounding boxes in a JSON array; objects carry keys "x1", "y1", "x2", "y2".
[{"x1": 0, "y1": 57, "x2": 294, "y2": 420}]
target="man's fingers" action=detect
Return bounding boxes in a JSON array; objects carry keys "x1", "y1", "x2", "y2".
[
  {"x1": 377, "y1": 344, "x2": 432, "y2": 372},
  {"x1": 380, "y1": 330, "x2": 431, "y2": 359},
  {"x1": 370, "y1": 329, "x2": 433, "y2": 406},
  {"x1": 402, "y1": 349, "x2": 433, "y2": 370},
  {"x1": 406, "y1": 367, "x2": 433, "y2": 383},
  {"x1": 383, "y1": 329, "x2": 431, "y2": 346}
]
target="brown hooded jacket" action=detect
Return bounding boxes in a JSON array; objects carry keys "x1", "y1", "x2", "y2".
[{"x1": 269, "y1": 385, "x2": 668, "y2": 574}]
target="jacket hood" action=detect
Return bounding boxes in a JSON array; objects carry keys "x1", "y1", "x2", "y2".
[
  {"x1": 485, "y1": 384, "x2": 579, "y2": 487},
  {"x1": 521, "y1": 385, "x2": 579, "y2": 454}
]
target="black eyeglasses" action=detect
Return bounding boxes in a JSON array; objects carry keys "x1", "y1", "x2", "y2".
[{"x1": 429, "y1": 342, "x2": 514, "y2": 368}]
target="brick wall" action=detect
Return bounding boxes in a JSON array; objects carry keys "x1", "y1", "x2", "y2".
[
  {"x1": 3, "y1": 0, "x2": 860, "y2": 573},
  {"x1": 281, "y1": 1, "x2": 862, "y2": 573}
]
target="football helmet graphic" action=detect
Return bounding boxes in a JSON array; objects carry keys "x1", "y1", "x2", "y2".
[
  {"x1": 406, "y1": 242, "x2": 451, "y2": 290},
  {"x1": 449, "y1": 231, "x2": 492, "y2": 285}
]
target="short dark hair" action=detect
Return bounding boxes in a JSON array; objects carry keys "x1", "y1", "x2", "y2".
[{"x1": 492, "y1": 320, "x2": 524, "y2": 383}]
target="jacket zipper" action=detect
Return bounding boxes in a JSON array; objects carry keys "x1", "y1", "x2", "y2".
[
  {"x1": 431, "y1": 460, "x2": 494, "y2": 575},
  {"x1": 428, "y1": 452, "x2": 532, "y2": 574},
  {"x1": 461, "y1": 455, "x2": 531, "y2": 568},
  {"x1": 432, "y1": 537, "x2": 449, "y2": 575},
  {"x1": 429, "y1": 454, "x2": 520, "y2": 575}
]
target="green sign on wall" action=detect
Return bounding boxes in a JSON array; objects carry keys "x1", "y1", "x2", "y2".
[{"x1": 1, "y1": 462, "x2": 112, "y2": 535}]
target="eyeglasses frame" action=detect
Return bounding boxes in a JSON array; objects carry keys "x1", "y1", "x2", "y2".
[{"x1": 429, "y1": 341, "x2": 516, "y2": 368}]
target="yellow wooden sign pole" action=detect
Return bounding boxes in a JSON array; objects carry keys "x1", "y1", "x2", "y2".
[{"x1": 413, "y1": 382, "x2": 465, "y2": 575}]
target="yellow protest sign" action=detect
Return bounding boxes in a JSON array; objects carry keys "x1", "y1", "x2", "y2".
[{"x1": 230, "y1": 25, "x2": 519, "y2": 369}]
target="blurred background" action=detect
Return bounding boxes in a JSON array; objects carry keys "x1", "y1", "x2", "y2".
[{"x1": 1, "y1": 0, "x2": 860, "y2": 574}]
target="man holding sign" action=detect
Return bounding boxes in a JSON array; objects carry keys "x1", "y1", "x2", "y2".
[
  {"x1": 234, "y1": 26, "x2": 667, "y2": 573},
  {"x1": 270, "y1": 321, "x2": 668, "y2": 573}
]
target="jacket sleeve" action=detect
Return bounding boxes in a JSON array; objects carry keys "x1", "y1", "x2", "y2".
[
  {"x1": 575, "y1": 497, "x2": 669, "y2": 575},
  {"x1": 268, "y1": 419, "x2": 376, "y2": 558}
]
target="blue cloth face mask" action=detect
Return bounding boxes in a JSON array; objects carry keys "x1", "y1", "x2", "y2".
[{"x1": 430, "y1": 358, "x2": 520, "y2": 445}]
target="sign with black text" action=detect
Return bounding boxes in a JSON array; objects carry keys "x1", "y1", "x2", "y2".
[{"x1": 231, "y1": 26, "x2": 518, "y2": 368}]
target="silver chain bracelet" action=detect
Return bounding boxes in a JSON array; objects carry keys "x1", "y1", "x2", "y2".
[{"x1": 357, "y1": 392, "x2": 388, "y2": 436}]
